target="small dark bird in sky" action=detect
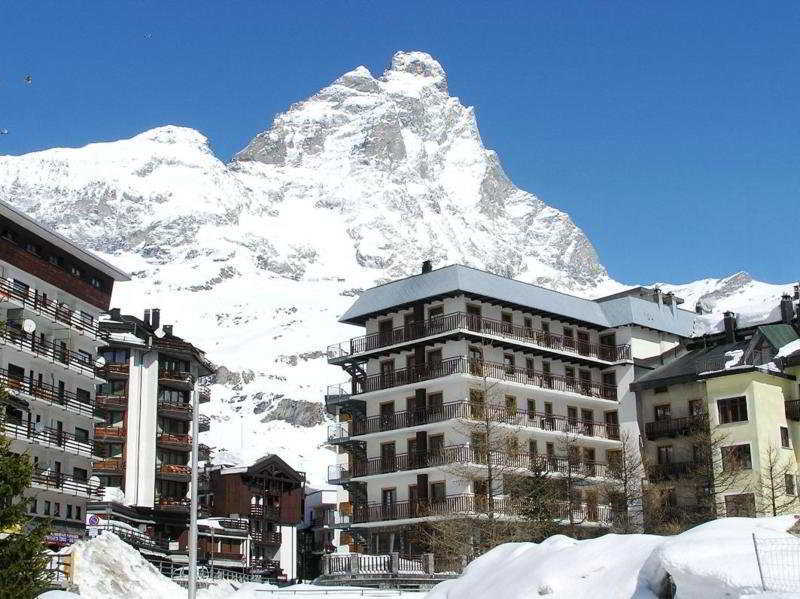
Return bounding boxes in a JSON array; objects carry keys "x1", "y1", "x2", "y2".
[
  {"x1": 23, "y1": 75, "x2": 32, "y2": 85},
  {"x1": 0, "y1": 129, "x2": 9, "y2": 135},
  {"x1": 145, "y1": 33, "x2": 152, "y2": 39}
]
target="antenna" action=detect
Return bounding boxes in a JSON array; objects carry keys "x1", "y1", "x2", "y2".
[{"x1": 22, "y1": 319, "x2": 36, "y2": 334}]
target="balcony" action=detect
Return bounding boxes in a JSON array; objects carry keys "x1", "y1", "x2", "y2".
[
  {"x1": 95, "y1": 394, "x2": 128, "y2": 410},
  {"x1": 198, "y1": 443, "x2": 212, "y2": 461},
  {"x1": 157, "y1": 433, "x2": 192, "y2": 451},
  {"x1": 328, "y1": 311, "x2": 631, "y2": 365},
  {"x1": 198, "y1": 388, "x2": 211, "y2": 404},
  {"x1": 2, "y1": 419, "x2": 94, "y2": 457},
  {"x1": 92, "y1": 523, "x2": 159, "y2": 550},
  {"x1": 157, "y1": 399, "x2": 192, "y2": 420},
  {"x1": 0, "y1": 322, "x2": 99, "y2": 378},
  {"x1": 251, "y1": 531, "x2": 282, "y2": 546},
  {"x1": 156, "y1": 497, "x2": 191, "y2": 512},
  {"x1": 198, "y1": 414, "x2": 210, "y2": 433},
  {"x1": 92, "y1": 458, "x2": 125, "y2": 474},
  {"x1": 328, "y1": 446, "x2": 609, "y2": 482},
  {"x1": 329, "y1": 401, "x2": 620, "y2": 443},
  {"x1": 31, "y1": 469, "x2": 102, "y2": 498},
  {"x1": 0, "y1": 367, "x2": 94, "y2": 417},
  {"x1": 331, "y1": 357, "x2": 617, "y2": 401},
  {"x1": 158, "y1": 369, "x2": 193, "y2": 388},
  {"x1": 0, "y1": 277, "x2": 109, "y2": 341},
  {"x1": 786, "y1": 400, "x2": 800, "y2": 421},
  {"x1": 644, "y1": 415, "x2": 708, "y2": 440},
  {"x1": 156, "y1": 464, "x2": 191, "y2": 481},
  {"x1": 249, "y1": 504, "x2": 280, "y2": 519},
  {"x1": 100, "y1": 363, "x2": 130, "y2": 379},
  {"x1": 352, "y1": 493, "x2": 612, "y2": 526},
  {"x1": 94, "y1": 426, "x2": 126, "y2": 441},
  {"x1": 647, "y1": 461, "x2": 703, "y2": 482}
]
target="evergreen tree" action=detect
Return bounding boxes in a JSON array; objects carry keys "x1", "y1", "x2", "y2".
[{"x1": 0, "y1": 407, "x2": 53, "y2": 599}]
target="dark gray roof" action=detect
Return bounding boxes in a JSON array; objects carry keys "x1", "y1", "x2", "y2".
[
  {"x1": 631, "y1": 341, "x2": 748, "y2": 390},
  {"x1": 339, "y1": 264, "x2": 698, "y2": 336}
]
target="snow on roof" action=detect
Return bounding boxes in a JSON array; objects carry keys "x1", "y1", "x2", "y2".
[
  {"x1": 340, "y1": 264, "x2": 697, "y2": 336},
  {"x1": 777, "y1": 339, "x2": 800, "y2": 359}
]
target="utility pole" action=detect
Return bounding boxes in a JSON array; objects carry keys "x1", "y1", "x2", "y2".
[{"x1": 188, "y1": 386, "x2": 199, "y2": 598}]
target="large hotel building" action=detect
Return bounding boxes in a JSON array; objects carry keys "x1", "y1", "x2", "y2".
[
  {"x1": 0, "y1": 200, "x2": 129, "y2": 546},
  {"x1": 325, "y1": 263, "x2": 697, "y2": 554}
]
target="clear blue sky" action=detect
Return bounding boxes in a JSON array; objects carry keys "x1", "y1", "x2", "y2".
[{"x1": 1, "y1": 2, "x2": 798, "y2": 285}]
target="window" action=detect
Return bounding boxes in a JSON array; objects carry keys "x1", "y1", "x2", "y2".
[
  {"x1": 567, "y1": 406, "x2": 578, "y2": 426},
  {"x1": 74, "y1": 427, "x2": 89, "y2": 442},
  {"x1": 30, "y1": 499, "x2": 37, "y2": 514},
  {"x1": 98, "y1": 381, "x2": 126, "y2": 396},
  {"x1": 781, "y1": 427, "x2": 790, "y2": 449},
  {"x1": 529, "y1": 439, "x2": 537, "y2": 456},
  {"x1": 159, "y1": 355, "x2": 189, "y2": 372},
  {"x1": 73, "y1": 467, "x2": 88, "y2": 482},
  {"x1": 523, "y1": 316, "x2": 532, "y2": 330},
  {"x1": 428, "y1": 305, "x2": 443, "y2": 319},
  {"x1": 525, "y1": 357, "x2": 535, "y2": 378},
  {"x1": 54, "y1": 502, "x2": 61, "y2": 517},
  {"x1": 90, "y1": 277, "x2": 102, "y2": 289},
  {"x1": 76, "y1": 388, "x2": 91, "y2": 404},
  {"x1": 430, "y1": 481, "x2": 446, "y2": 503},
  {"x1": 501, "y1": 312, "x2": 513, "y2": 333},
  {"x1": 725, "y1": 493, "x2": 755, "y2": 517},
  {"x1": 722, "y1": 444, "x2": 752, "y2": 471},
  {"x1": 526, "y1": 398, "x2": 535, "y2": 414},
  {"x1": 718, "y1": 396, "x2": 748, "y2": 424},
  {"x1": 76, "y1": 506, "x2": 81, "y2": 520},
  {"x1": 101, "y1": 348, "x2": 129, "y2": 364},
  {"x1": 786, "y1": 474, "x2": 796, "y2": 496},
  {"x1": 541, "y1": 321, "x2": 550, "y2": 334},
  {"x1": 688, "y1": 399, "x2": 704, "y2": 416},
  {"x1": 69, "y1": 265, "x2": 82, "y2": 278},
  {"x1": 657, "y1": 445, "x2": 673, "y2": 465},
  {"x1": 503, "y1": 353, "x2": 515, "y2": 375},
  {"x1": 654, "y1": 386, "x2": 668, "y2": 394},
  {"x1": 48, "y1": 254, "x2": 64, "y2": 268},
  {"x1": 44, "y1": 501, "x2": 51, "y2": 516},
  {"x1": 66, "y1": 504, "x2": 73, "y2": 519},
  {"x1": 159, "y1": 387, "x2": 189, "y2": 403},
  {"x1": 505, "y1": 395, "x2": 516, "y2": 416},
  {"x1": 654, "y1": 405, "x2": 671, "y2": 421}
]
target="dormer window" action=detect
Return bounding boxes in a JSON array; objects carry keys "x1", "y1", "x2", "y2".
[
  {"x1": 25, "y1": 242, "x2": 40, "y2": 255},
  {"x1": 49, "y1": 254, "x2": 64, "y2": 268},
  {"x1": 90, "y1": 277, "x2": 102, "y2": 289},
  {"x1": 1, "y1": 230, "x2": 17, "y2": 243},
  {"x1": 69, "y1": 265, "x2": 82, "y2": 278}
]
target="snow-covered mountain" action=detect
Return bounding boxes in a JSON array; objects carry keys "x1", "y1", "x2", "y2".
[{"x1": 0, "y1": 51, "x2": 794, "y2": 486}]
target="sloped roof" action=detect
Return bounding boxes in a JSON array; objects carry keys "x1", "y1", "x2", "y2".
[
  {"x1": 759, "y1": 324, "x2": 799, "y2": 352},
  {"x1": 631, "y1": 341, "x2": 747, "y2": 390},
  {"x1": 247, "y1": 454, "x2": 305, "y2": 482},
  {"x1": 339, "y1": 264, "x2": 698, "y2": 336}
]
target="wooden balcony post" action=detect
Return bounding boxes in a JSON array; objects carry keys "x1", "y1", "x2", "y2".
[{"x1": 390, "y1": 552, "x2": 400, "y2": 575}]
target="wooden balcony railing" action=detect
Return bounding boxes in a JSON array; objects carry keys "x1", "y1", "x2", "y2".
[
  {"x1": 157, "y1": 433, "x2": 192, "y2": 450},
  {"x1": 99, "y1": 363, "x2": 129, "y2": 378},
  {"x1": 95, "y1": 394, "x2": 128, "y2": 409},
  {"x1": 644, "y1": 415, "x2": 708, "y2": 440},
  {"x1": 332, "y1": 357, "x2": 617, "y2": 400},
  {"x1": 93, "y1": 458, "x2": 125, "y2": 474},
  {"x1": 31, "y1": 468, "x2": 102, "y2": 498},
  {"x1": 0, "y1": 367, "x2": 94, "y2": 417},
  {"x1": 94, "y1": 426, "x2": 126, "y2": 440},
  {"x1": 251, "y1": 531, "x2": 282, "y2": 546},
  {"x1": 329, "y1": 446, "x2": 609, "y2": 481},
  {"x1": 249, "y1": 504, "x2": 281, "y2": 519},
  {"x1": 2, "y1": 419, "x2": 94, "y2": 457},
  {"x1": 647, "y1": 461, "x2": 705, "y2": 482},
  {"x1": 329, "y1": 401, "x2": 620, "y2": 442},
  {"x1": 157, "y1": 399, "x2": 192, "y2": 418},
  {"x1": 328, "y1": 311, "x2": 631, "y2": 363},
  {"x1": 352, "y1": 493, "x2": 613, "y2": 525},
  {"x1": 158, "y1": 369, "x2": 193, "y2": 385},
  {"x1": 157, "y1": 464, "x2": 191, "y2": 478},
  {"x1": 0, "y1": 277, "x2": 108, "y2": 340},
  {"x1": 156, "y1": 497, "x2": 191, "y2": 511}
]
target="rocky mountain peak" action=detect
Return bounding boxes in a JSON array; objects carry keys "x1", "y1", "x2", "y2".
[{"x1": 385, "y1": 50, "x2": 448, "y2": 93}]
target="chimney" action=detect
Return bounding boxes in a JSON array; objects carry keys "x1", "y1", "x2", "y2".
[
  {"x1": 695, "y1": 301, "x2": 704, "y2": 315},
  {"x1": 723, "y1": 311, "x2": 737, "y2": 343},
  {"x1": 152, "y1": 308, "x2": 161, "y2": 330},
  {"x1": 109, "y1": 308, "x2": 121, "y2": 320},
  {"x1": 163, "y1": 324, "x2": 173, "y2": 337},
  {"x1": 794, "y1": 284, "x2": 800, "y2": 301},
  {"x1": 780, "y1": 294, "x2": 795, "y2": 325},
  {"x1": 421, "y1": 260, "x2": 432, "y2": 274},
  {"x1": 653, "y1": 287, "x2": 663, "y2": 307},
  {"x1": 143, "y1": 309, "x2": 151, "y2": 327}
]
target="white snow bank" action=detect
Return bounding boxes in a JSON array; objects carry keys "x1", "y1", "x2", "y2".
[
  {"x1": 777, "y1": 339, "x2": 800, "y2": 359},
  {"x1": 37, "y1": 592, "x2": 81, "y2": 599},
  {"x1": 428, "y1": 516, "x2": 800, "y2": 599}
]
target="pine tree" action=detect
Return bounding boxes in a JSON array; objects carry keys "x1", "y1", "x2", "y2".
[{"x1": 0, "y1": 408, "x2": 53, "y2": 599}]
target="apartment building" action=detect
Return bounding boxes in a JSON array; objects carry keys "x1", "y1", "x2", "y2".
[
  {"x1": 298, "y1": 488, "x2": 349, "y2": 579},
  {"x1": 0, "y1": 200, "x2": 129, "y2": 547},
  {"x1": 325, "y1": 263, "x2": 697, "y2": 554},
  {"x1": 634, "y1": 294, "x2": 800, "y2": 522},
  {"x1": 90, "y1": 308, "x2": 214, "y2": 545},
  {"x1": 198, "y1": 455, "x2": 306, "y2": 580}
]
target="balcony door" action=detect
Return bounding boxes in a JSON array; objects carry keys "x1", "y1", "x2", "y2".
[
  {"x1": 379, "y1": 402, "x2": 395, "y2": 431},
  {"x1": 579, "y1": 370, "x2": 592, "y2": 396},
  {"x1": 577, "y1": 331, "x2": 590, "y2": 356},
  {"x1": 468, "y1": 345, "x2": 483, "y2": 376},
  {"x1": 605, "y1": 411, "x2": 619, "y2": 439},
  {"x1": 379, "y1": 360, "x2": 395, "y2": 389},
  {"x1": 474, "y1": 479, "x2": 488, "y2": 511},
  {"x1": 466, "y1": 304, "x2": 482, "y2": 331},
  {"x1": 381, "y1": 488, "x2": 397, "y2": 520},
  {"x1": 380, "y1": 442, "x2": 396, "y2": 473},
  {"x1": 599, "y1": 333, "x2": 616, "y2": 360},
  {"x1": 378, "y1": 319, "x2": 394, "y2": 348}
]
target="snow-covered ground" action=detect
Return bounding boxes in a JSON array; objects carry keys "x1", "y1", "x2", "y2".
[{"x1": 54, "y1": 517, "x2": 800, "y2": 599}]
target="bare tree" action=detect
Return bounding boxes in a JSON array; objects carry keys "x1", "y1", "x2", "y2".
[
  {"x1": 755, "y1": 442, "x2": 799, "y2": 516},
  {"x1": 601, "y1": 430, "x2": 648, "y2": 533}
]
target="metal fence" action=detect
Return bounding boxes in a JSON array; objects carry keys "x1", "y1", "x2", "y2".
[{"x1": 753, "y1": 533, "x2": 800, "y2": 592}]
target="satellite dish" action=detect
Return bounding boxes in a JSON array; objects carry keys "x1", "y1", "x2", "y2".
[
  {"x1": 22, "y1": 319, "x2": 36, "y2": 334},
  {"x1": 89, "y1": 475, "x2": 101, "y2": 488},
  {"x1": 95, "y1": 356, "x2": 106, "y2": 368}
]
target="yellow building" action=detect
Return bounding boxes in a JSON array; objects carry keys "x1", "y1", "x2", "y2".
[{"x1": 632, "y1": 304, "x2": 800, "y2": 524}]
